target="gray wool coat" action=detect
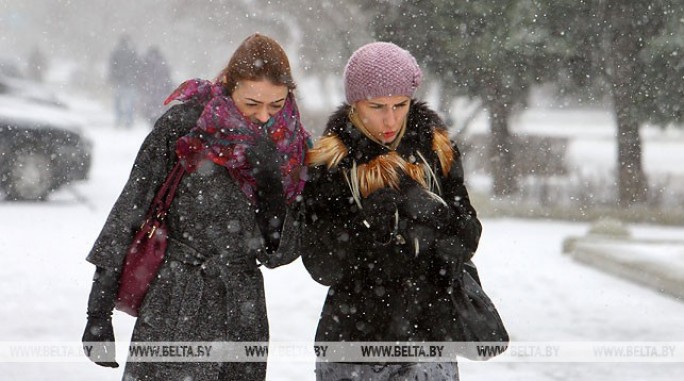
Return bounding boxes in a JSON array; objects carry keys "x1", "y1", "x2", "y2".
[{"x1": 87, "y1": 101, "x2": 300, "y2": 381}]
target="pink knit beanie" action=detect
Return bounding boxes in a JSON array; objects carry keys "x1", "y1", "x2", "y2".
[{"x1": 344, "y1": 42, "x2": 423, "y2": 104}]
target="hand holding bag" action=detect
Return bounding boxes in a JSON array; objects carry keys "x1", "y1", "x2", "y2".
[{"x1": 115, "y1": 162, "x2": 185, "y2": 317}]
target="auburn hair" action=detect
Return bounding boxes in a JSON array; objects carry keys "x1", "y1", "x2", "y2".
[{"x1": 217, "y1": 33, "x2": 296, "y2": 94}]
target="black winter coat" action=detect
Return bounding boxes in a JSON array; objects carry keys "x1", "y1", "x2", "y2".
[{"x1": 301, "y1": 101, "x2": 482, "y2": 343}]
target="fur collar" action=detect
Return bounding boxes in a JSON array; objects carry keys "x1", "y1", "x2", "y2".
[{"x1": 307, "y1": 101, "x2": 455, "y2": 198}]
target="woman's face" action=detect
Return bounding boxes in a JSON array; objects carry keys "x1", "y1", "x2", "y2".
[
  {"x1": 354, "y1": 95, "x2": 410, "y2": 144},
  {"x1": 231, "y1": 79, "x2": 289, "y2": 124}
]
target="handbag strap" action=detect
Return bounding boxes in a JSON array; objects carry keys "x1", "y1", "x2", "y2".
[
  {"x1": 148, "y1": 161, "x2": 186, "y2": 220},
  {"x1": 162, "y1": 161, "x2": 185, "y2": 209}
]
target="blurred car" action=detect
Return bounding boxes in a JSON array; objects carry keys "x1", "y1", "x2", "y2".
[{"x1": 0, "y1": 75, "x2": 92, "y2": 201}]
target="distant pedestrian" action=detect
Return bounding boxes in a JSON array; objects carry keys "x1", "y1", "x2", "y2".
[
  {"x1": 27, "y1": 46, "x2": 47, "y2": 82},
  {"x1": 108, "y1": 34, "x2": 139, "y2": 128},
  {"x1": 138, "y1": 45, "x2": 173, "y2": 125}
]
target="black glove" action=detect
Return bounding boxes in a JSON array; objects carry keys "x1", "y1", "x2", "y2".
[
  {"x1": 399, "y1": 179, "x2": 452, "y2": 232},
  {"x1": 246, "y1": 133, "x2": 282, "y2": 181},
  {"x1": 419, "y1": 236, "x2": 469, "y2": 289},
  {"x1": 82, "y1": 315, "x2": 118, "y2": 368},
  {"x1": 82, "y1": 267, "x2": 119, "y2": 368},
  {"x1": 358, "y1": 188, "x2": 402, "y2": 243},
  {"x1": 435, "y1": 236, "x2": 470, "y2": 282},
  {"x1": 400, "y1": 221, "x2": 440, "y2": 256},
  {"x1": 246, "y1": 135, "x2": 286, "y2": 254}
]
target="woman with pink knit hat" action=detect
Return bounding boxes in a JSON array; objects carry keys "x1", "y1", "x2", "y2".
[{"x1": 300, "y1": 42, "x2": 482, "y2": 380}]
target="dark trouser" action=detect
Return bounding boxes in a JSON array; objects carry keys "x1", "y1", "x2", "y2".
[{"x1": 315, "y1": 362, "x2": 459, "y2": 381}]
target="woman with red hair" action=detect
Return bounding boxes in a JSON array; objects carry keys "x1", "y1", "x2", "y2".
[{"x1": 82, "y1": 33, "x2": 310, "y2": 381}]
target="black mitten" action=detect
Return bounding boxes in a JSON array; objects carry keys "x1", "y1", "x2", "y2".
[
  {"x1": 358, "y1": 188, "x2": 402, "y2": 243},
  {"x1": 82, "y1": 267, "x2": 119, "y2": 368},
  {"x1": 246, "y1": 135, "x2": 286, "y2": 253}
]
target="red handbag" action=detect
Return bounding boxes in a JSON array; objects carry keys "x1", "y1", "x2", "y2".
[{"x1": 115, "y1": 162, "x2": 185, "y2": 317}]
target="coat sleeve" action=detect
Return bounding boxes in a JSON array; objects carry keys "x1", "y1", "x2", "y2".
[
  {"x1": 85, "y1": 104, "x2": 196, "y2": 270},
  {"x1": 299, "y1": 167, "x2": 366, "y2": 286},
  {"x1": 439, "y1": 142, "x2": 482, "y2": 255}
]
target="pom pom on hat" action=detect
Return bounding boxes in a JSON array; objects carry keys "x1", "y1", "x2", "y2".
[{"x1": 344, "y1": 42, "x2": 423, "y2": 104}]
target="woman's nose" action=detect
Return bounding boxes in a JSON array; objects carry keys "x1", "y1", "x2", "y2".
[
  {"x1": 254, "y1": 107, "x2": 270, "y2": 124},
  {"x1": 384, "y1": 109, "x2": 398, "y2": 126}
]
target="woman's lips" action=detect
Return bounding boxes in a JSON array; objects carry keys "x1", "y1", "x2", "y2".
[{"x1": 382, "y1": 131, "x2": 397, "y2": 140}]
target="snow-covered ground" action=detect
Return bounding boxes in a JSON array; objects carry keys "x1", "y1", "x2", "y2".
[{"x1": 1, "y1": 98, "x2": 684, "y2": 381}]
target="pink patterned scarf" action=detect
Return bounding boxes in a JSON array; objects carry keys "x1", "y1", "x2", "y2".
[{"x1": 164, "y1": 79, "x2": 311, "y2": 204}]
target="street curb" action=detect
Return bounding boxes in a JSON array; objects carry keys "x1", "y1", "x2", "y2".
[{"x1": 563, "y1": 235, "x2": 684, "y2": 301}]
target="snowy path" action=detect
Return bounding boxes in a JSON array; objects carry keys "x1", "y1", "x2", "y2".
[{"x1": 2, "y1": 124, "x2": 684, "y2": 380}]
